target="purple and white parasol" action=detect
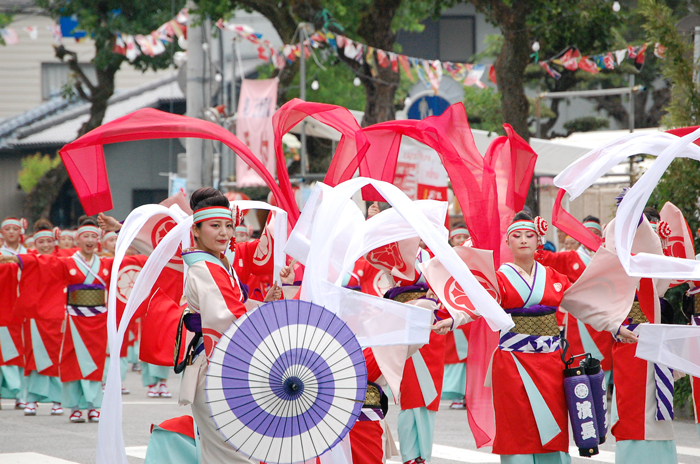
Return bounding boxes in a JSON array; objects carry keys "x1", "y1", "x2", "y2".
[{"x1": 206, "y1": 299, "x2": 367, "y2": 464}]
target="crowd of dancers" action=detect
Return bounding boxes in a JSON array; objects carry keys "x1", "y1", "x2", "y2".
[{"x1": 0, "y1": 186, "x2": 697, "y2": 464}]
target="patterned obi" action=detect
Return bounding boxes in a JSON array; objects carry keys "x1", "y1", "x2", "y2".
[
  {"x1": 624, "y1": 301, "x2": 648, "y2": 325},
  {"x1": 66, "y1": 283, "x2": 107, "y2": 316},
  {"x1": 499, "y1": 305, "x2": 560, "y2": 353},
  {"x1": 360, "y1": 382, "x2": 385, "y2": 421}
]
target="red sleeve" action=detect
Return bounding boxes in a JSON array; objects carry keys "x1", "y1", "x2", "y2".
[{"x1": 363, "y1": 348, "x2": 382, "y2": 383}]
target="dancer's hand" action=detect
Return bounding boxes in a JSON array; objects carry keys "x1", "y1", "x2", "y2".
[
  {"x1": 367, "y1": 202, "x2": 380, "y2": 219},
  {"x1": 432, "y1": 318, "x2": 452, "y2": 335},
  {"x1": 264, "y1": 283, "x2": 282, "y2": 302},
  {"x1": 617, "y1": 326, "x2": 638, "y2": 343},
  {"x1": 98, "y1": 213, "x2": 121, "y2": 232},
  {"x1": 279, "y1": 266, "x2": 294, "y2": 285},
  {"x1": 0, "y1": 255, "x2": 19, "y2": 264}
]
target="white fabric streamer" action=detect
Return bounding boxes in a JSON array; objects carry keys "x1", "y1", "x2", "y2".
[
  {"x1": 286, "y1": 178, "x2": 513, "y2": 332},
  {"x1": 553, "y1": 128, "x2": 700, "y2": 279},
  {"x1": 98, "y1": 204, "x2": 190, "y2": 464},
  {"x1": 637, "y1": 324, "x2": 700, "y2": 377},
  {"x1": 613, "y1": 128, "x2": 700, "y2": 279}
]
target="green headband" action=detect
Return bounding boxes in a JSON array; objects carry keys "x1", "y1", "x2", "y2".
[
  {"x1": 193, "y1": 206, "x2": 233, "y2": 225},
  {"x1": 507, "y1": 220, "x2": 536, "y2": 237},
  {"x1": 583, "y1": 221, "x2": 602, "y2": 232}
]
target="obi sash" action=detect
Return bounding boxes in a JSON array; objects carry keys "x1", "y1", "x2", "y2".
[
  {"x1": 359, "y1": 382, "x2": 385, "y2": 421},
  {"x1": 67, "y1": 255, "x2": 106, "y2": 316}
]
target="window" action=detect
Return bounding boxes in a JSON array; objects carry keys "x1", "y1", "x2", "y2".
[
  {"x1": 41, "y1": 62, "x2": 97, "y2": 100},
  {"x1": 132, "y1": 189, "x2": 168, "y2": 209},
  {"x1": 396, "y1": 16, "x2": 476, "y2": 63}
]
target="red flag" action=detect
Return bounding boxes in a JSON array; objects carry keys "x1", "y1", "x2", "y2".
[
  {"x1": 488, "y1": 65, "x2": 497, "y2": 84},
  {"x1": 112, "y1": 34, "x2": 126, "y2": 56},
  {"x1": 578, "y1": 56, "x2": 599, "y2": 74},
  {"x1": 551, "y1": 189, "x2": 603, "y2": 252},
  {"x1": 376, "y1": 49, "x2": 390, "y2": 68},
  {"x1": 389, "y1": 52, "x2": 399, "y2": 73}
]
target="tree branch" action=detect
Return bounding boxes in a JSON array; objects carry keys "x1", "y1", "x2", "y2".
[{"x1": 54, "y1": 44, "x2": 97, "y2": 96}]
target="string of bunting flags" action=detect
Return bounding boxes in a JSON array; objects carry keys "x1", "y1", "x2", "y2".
[
  {"x1": 0, "y1": 23, "x2": 64, "y2": 45},
  {"x1": 539, "y1": 43, "x2": 666, "y2": 79},
  {"x1": 0, "y1": 7, "x2": 668, "y2": 92}
]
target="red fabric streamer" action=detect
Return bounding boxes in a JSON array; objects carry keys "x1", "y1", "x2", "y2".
[
  {"x1": 551, "y1": 189, "x2": 603, "y2": 252},
  {"x1": 272, "y1": 98, "x2": 370, "y2": 188},
  {"x1": 59, "y1": 108, "x2": 298, "y2": 225}
]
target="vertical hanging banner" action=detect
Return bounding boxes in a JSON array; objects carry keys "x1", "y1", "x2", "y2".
[
  {"x1": 236, "y1": 78, "x2": 278, "y2": 187},
  {"x1": 393, "y1": 136, "x2": 448, "y2": 201}
]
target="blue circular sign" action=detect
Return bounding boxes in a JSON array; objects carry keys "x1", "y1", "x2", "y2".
[{"x1": 407, "y1": 95, "x2": 451, "y2": 120}]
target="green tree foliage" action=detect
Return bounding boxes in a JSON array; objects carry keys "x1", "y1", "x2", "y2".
[
  {"x1": 194, "y1": 0, "x2": 457, "y2": 125},
  {"x1": 35, "y1": 0, "x2": 185, "y2": 136},
  {"x1": 18, "y1": 153, "x2": 62, "y2": 193}
]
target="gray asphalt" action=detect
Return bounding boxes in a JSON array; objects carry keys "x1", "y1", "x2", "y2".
[{"x1": 1, "y1": 368, "x2": 700, "y2": 463}]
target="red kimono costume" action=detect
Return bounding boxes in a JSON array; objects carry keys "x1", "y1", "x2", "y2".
[
  {"x1": 223, "y1": 238, "x2": 275, "y2": 302},
  {"x1": 0, "y1": 261, "x2": 23, "y2": 400},
  {"x1": 535, "y1": 247, "x2": 614, "y2": 375},
  {"x1": 18, "y1": 252, "x2": 145, "y2": 409},
  {"x1": 491, "y1": 262, "x2": 572, "y2": 458},
  {"x1": 14, "y1": 249, "x2": 66, "y2": 404}
]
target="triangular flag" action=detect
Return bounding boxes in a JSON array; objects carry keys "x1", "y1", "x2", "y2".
[
  {"x1": 389, "y1": 52, "x2": 398, "y2": 73},
  {"x1": 654, "y1": 43, "x2": 666, "y2": 59},
  {"x1": 488, "y1": 65, "x2": 497, "y2": 84},
  {"x1": 376, "y1": 49, "x2": 390, "y2": 68},
  {"x1": 344, "y1": 40, "x2": 357, "y2": 59},
  {"x1": 614, "y1": 49, "x2": 627, "y2": 64},
  {"x1": 113, "y1": 33, "x2": 126, "y2": 56},
  {"x1": 24, "y1": 26, "x2": 38, "y2": 40},
  {"x1": 398, "y1": 54, "x2": 413, "y2": 82},
  {"x1": 366, "y1": 46, "x2": 378, "y2": 77}
]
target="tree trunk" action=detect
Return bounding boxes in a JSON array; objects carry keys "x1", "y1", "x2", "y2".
[
  {"x1": 22, "y1": 164, "x2": 69, "y2": 225},
  {"x1": 356, "y1": 0, "x2": 402, "y2": 126},
  {"x1": 493, "y1": 3, "x2": 531, "y2": 141},
  {"x1": 79, "y1": 63, "x2": 119, "y2": 136}
]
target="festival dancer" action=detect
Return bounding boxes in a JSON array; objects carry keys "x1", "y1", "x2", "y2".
[
  {"x1": 14, "y1": 219, "x2": 64, "y2": 416},
  {"x1": 0, "y1": 217, "x2": 28, "y2": 410},
  {"x1": 535, "y1": 216, "x2": 614, "y2": 384},
  {"x1": 605, "y1": 207, "x2": 678, "y2": 463},
  {"x1": 391, "y1": 285, "x2": 445, "y2": 464},
  {"x1": 449, "y1": 224, "x2": 470, "y2": 247},
  {"x1": 178, "y1": 188, "x2": 280, "y2": 463},
  {"x1": 58, "y1": 229, "x2": 76, "y2": 251},
  {"x1": 430, "y1": 212, "x2": 637, "y2": 464},
  {"x1": 0, "y1": 216, "x2": 147, "y2": 423}
]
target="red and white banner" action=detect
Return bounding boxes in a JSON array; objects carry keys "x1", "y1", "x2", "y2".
[
  {"x1": 236, "y1": 78, "x2": 278, "y2": 187},
  {"x1": 393, "y1": 136, "x2": 448, "y2": 201}
]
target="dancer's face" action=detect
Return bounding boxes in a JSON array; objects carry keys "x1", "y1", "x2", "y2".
[
  {"x1": 35, "y1": 237, "x2": 54, "y2": 255},
  {"x1": 1, "y1": 225, "x2": 20, "y2": 247},
  {"x1": 507, "y1": 230, "x2": 538, "y2": 259},
  {"x1": 77, "y1": 232, "x2": 98, "y2": 257},
  {"x1": 193, "y1": 219, "x2": 233, "y2": 255}
]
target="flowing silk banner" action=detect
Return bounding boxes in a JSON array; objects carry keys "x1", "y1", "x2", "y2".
[
  {"x1": 235, "y1": 78, "x2": 278, "y2": 187},
  {"x1": 59, "y1": 108, "x2": 299, "y2": 225}
]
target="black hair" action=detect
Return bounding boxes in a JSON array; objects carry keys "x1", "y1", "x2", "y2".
[
  {"x1": 77, "y1": 215, "x2": 98, "y2": 227},
  {"x1": 582, "y1": 215, "x2": 600, "y2": 224},
  {"x1": 643, "y1": 207, "x2": 660, "y2": 223},
  {"x1": 512, "y1": 211, "x2": 533, "y2": 222},
  {"x1": 33, "y1": 218, "x2": 53, "y2": 231},
  {"x1": 452, "y1": 223, "x2": 467, "y2": 230},
  {"x1": 190, "y1": 187, "x2": 229, "y2": 213}
]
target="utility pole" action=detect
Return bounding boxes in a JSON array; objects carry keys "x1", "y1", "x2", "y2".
[
  {"x1": 185, "y1": 5, "x2": 213, "y2": 193},
  {"x1": 299, "y1": 23, "x2": 307, "y2": 178}
]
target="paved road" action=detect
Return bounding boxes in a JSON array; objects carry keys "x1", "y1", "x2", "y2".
[{"x1": 1, "y1": 367, "x2": 700, "y2": 463}]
